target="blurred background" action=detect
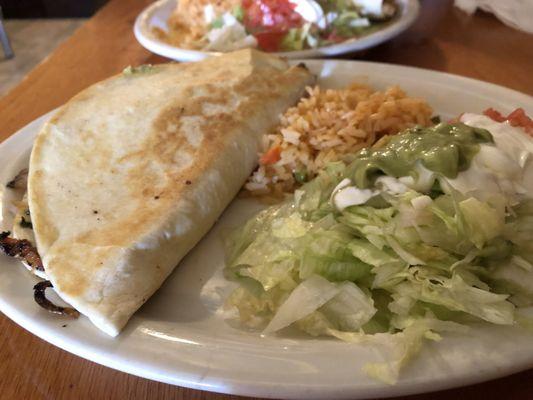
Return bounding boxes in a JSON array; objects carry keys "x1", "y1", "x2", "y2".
[
  {"x1": 0, "y1": 0, "x2": 530, "y2": 97},
  {"x1": 1, "y1": 0, "x2": 108, "y2": 18},
  {"x1": 0, "y1": 0, "x2": 110, "y2": 95}
]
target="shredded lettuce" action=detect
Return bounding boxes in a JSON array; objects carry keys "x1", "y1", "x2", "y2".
[
  {"x1": 224, "y1": 119, "x2": 533, "y2": 383},
  {"x1": 204, "y1": 13, "x2": 258, "y2": 52},
  {"x1": 232, "y1": 5, "x2": 244, "y2": 22},
  {"x1": 281, "y1": 24, "x2": 312, "y2": 51},
  {"x1": 363, "y1": 315, "x2": 469, "y2": 384}
]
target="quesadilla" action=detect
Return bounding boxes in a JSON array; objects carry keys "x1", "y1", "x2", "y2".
[{"x1": 1, "y1": 49, "x2": 314, "y2": 336}]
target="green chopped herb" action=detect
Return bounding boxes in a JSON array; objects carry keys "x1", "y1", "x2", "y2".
[
  {"x1": 20, "y1": 216, "x2": 33, "y2": 229},
  {"x1": 123, "y1": 64, "x2": 154, "y2": 75},
  {"x1": 210, "y1": 17, "x2": 224, "y2": 30},
  {"x1": 293, "y1": 170, "x2": 308, "y2": 184}
]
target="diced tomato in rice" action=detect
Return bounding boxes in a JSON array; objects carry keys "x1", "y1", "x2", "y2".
[{"x1": 260, "y1": 146, "x2": 282, "y2": 165}]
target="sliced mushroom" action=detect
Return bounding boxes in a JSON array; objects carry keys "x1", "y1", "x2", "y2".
[
  {"x1": 6, "y1": 168, "x2": 28, "y2": 190},
  {"x1": 0, "y1": 231, "x2": 44, "y2": 272},
  {"x1": 33, "y1": 280, "x2": 80, "y2": 318}
]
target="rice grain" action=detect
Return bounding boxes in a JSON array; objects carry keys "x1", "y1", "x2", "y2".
[{"x1": 245, "y1": 83, "x2": 433, "y2": 196}]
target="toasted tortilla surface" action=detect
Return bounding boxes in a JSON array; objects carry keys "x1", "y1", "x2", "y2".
[{"x1": 28, "y1": 49, "x2": 314, "y2": 335}]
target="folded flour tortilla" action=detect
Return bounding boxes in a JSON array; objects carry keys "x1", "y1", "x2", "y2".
[{"x1": 27, "y1": 49, "x2": 314, "y2": 336}]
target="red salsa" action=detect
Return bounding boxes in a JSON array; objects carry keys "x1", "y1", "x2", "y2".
[{"x1": 242, "y1": 0, "x2": 303, "y2": 51}]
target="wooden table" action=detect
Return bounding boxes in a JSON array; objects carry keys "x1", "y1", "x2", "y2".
[{"x1": 0, "y1": 0, "x2": 532, "y2": 399}]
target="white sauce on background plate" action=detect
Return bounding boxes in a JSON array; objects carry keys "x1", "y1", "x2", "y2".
[{"x1": 292, "y1": 0, "x2": 327, "y2": 29}]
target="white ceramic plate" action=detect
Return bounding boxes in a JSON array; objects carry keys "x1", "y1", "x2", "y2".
[
  {"x1": 1, "y1": 61, "x2": 533, "y2": 400},
  {"x1": 134, "y1": 0, "x2": 420, "y2": 62}
]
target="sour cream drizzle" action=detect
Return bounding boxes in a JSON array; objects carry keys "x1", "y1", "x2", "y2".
[{"x1": 331, "y1": 114, "x2": 533, "y2": 211}]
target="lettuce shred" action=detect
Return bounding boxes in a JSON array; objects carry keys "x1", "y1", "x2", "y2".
[{"x1": 224, "y1": 156, "x2": 533, "y2": 384}]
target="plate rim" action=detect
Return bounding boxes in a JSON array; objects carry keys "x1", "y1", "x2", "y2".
[
  {"x1": 133, "y1": 0, "x2": 420, "y2": 62},
  {"x1": 1, "y1": 60, "x2": 533, "y2": 399}
]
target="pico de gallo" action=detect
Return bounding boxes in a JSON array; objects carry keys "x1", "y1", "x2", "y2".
[{"x1": 161, "y1": 0, "x2": 399, "y2": 52}]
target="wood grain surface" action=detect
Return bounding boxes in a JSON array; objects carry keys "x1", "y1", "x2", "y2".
[{"x1": 0, "y1": 0, "x2": 532, "y2": 399}]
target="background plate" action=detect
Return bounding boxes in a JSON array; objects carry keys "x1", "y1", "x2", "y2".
[
  {"x1": 134, "y1": 0, "x2": 420, "y2": 62},
  {"x1": 0, "y1": 60, "x2": 532, "y2": 400}
]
